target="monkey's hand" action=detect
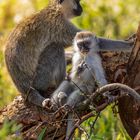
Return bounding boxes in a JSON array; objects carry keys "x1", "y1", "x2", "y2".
[
  {"x1": 42, "y1": 98, "x2": 52, "y2": 110},
  {"x1": 125, "y1": 33, "x2": 136, "y2": 46},
  {"x1": 77, "y1": 61, "x2": 86, "y2": 74}
]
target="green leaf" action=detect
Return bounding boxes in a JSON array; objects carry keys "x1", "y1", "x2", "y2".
[{"x1": 38, "y1": 128, "x2": 47, "y2": 140}]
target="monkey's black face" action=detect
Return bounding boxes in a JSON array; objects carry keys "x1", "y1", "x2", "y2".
[
  {"x1": 60, "y1": 0, "x2": 83, "y2": 19},
  {"x1": 73, "y1": 1, "x2": 83, "y2": 16},
  {"x1": 77, "y1": 41, "x2": 91, "y2": 54}
]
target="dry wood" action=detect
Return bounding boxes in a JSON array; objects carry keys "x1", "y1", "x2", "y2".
[{"x1": 118, "y1": 24, "x2": 140, "y2": 139}]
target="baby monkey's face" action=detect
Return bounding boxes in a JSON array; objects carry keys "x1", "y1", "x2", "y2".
[
  {"x1": 75, "y1": 31, "x2": 98, "y2": 55},
  {"x1": 77, "y1": 40, "x2": 91, "y2": 54}
]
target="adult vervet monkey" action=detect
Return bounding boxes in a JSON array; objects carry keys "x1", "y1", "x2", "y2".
[{"x1": 5, "y1": 0, "x2": 83, "y2": 108}]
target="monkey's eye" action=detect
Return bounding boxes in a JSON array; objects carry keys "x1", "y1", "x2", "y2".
[
  {"x1": 77, "y1": 42, "x2": 83, "y2": 49},
  {"x1": 78, "y1": 45, "x2": 83, "y2": 50},
  {"x1": 84, "y1": 41, "x2": 90, "y2": 47}
]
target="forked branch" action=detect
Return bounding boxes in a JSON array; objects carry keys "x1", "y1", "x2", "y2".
[{"x1": 66, "y1": 83, "x2": 140, "y2": 140}]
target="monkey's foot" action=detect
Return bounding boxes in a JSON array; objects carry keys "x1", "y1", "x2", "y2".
[
  {"x1": 58, "y1": 92, "x2": 67, "y2": 106},
  {"x1": 125, "y1": 33, "x2": 136, "y2": 45},
  {"x1": 42, "y1": 98, "x2": 52, "y2": 110}
]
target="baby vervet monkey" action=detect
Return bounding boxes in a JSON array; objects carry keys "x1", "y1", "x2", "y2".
[
  {"x1": 71, "y1": 31, "x2": 108, "y2": 87},
  {"x1": 51, "y1": 31, "x2": 107, "y2": 109},
  {"x1": 67, "y1": 31, "x2": 108, "y2": 106},
  {"x1": 51, "y1": 31, "x2": 108, "y2": 139}
]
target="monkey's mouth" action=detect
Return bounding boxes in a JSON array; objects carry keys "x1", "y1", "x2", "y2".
[{"x1": 80, "y1": 48, "x2": 90, "y2": 54}]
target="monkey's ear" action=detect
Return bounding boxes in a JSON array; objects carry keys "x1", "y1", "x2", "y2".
[{"x1": 58, "y1": 0, "x2": 64, "y2": 4}]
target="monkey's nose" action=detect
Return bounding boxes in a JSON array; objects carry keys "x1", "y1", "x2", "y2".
[
  {"x1": 84, "y1": 46, "x2": 90, "y2": 51},
  {"x1": 73, "y1": 7, "x2": 83, "y2": 16},
  {"x1": 81, "y1": 47, "x2": 90, "y2": 53}
]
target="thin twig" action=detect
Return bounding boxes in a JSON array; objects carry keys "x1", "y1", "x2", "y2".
[
  {"x1": 66, "y1": 112, "x2": 95, "y2": 140},
  {"x1": 90, "y1": 112, "x2": 100, "y2": 136},
  {"x1": 52, "y1": 112, "x2": 67, "y2": 140}
]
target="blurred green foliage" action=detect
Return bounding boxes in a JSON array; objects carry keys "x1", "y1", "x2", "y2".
[
  {"x1": 79, "y1": 107, "x2": 131, "y2": 140},
  {"x1": 74, "y1": 0, "x2": 140, "y2": 39},
  {"x1": 0, "y1": 0, "x2": 139, "y2": 139},
  {"x1": 0, "y1": 119, "x2": 22, "y2": 140}
]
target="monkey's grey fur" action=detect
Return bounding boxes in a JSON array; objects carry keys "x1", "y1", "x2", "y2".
[
  {"x1": 5, "y1": 0, "x2": 82, "y2": 108},
  {"x1": 5, "y1": 0, "x2": 133, "y2": 109}
]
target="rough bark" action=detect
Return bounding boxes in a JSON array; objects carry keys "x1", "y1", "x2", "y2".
[
  {"x1": 0, "y1": 96, "x2": 67, "y2": 139},
  {"x1": 118, "y1": 24, "x2": 140, "y2": 139}
]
